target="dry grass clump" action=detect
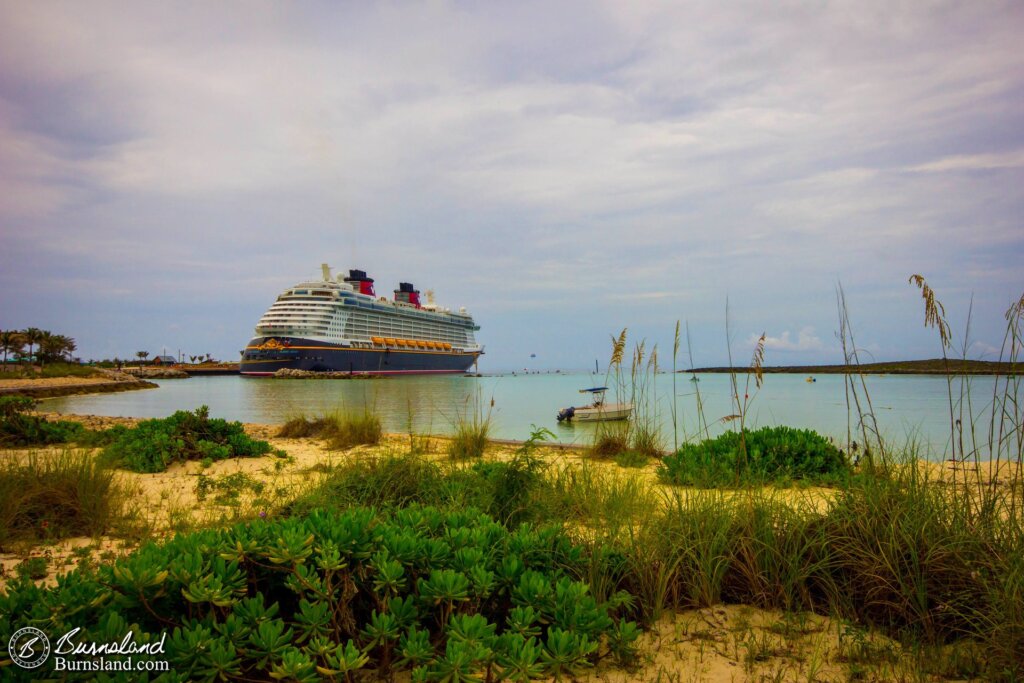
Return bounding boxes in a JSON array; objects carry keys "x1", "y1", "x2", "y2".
[
  {"x1": 276, "y1": 411, "x2": 382, "y2": 450},
  {"x1": 448, "y1": 415, "x2": 490, "y2": 459},
  {"x1": 276, "y1": 415, "x2": 339, "y2": 438},
  {"x1": 589, "y1": 423, "x2": 629, "y2": 458},
  {"x1": 325, "y1": 412, "x2": 383, "y2": 450},
  {"x1": 0, "y1": 451, "x2": 130, "y2": 550}
]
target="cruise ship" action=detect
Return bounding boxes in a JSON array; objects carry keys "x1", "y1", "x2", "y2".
[{"x1": 240, "y1": 265, "x2": 483, "y2": 375}]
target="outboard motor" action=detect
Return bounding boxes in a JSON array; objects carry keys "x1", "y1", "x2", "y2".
[{"x1": 556, "y1": 406, "x2": 575, "y2": 422}]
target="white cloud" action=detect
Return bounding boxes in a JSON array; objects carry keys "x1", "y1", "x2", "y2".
[
  {"x1": 968, "y1": 340, "x2": 1002, "y2": 359},
  {"x1": 750, "y1": 327, "x2": 824, "y2": 353},
  {"x1": 904, "y1": 150, "x2": 1024, "y2": 173}
]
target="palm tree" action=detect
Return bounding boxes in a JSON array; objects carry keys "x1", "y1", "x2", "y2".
[
  {"x1": 22, "y1": 327, "x2": 43, "y2": 365},
  {"x1": 56, "y1": 335, "x2": 76, "y2": 361},
  {"x1": 36, "y1": 333, "x2": 76, "y2": 368},
  {"x1": 37, "y1": 331, "x2": 57, "y2": 369},
  {"x1": 136, "y1": 351, "x2": 149, "y2": 365},
  {"x1": 0, "y1": 330, "x2": 24, "y2": 371}
]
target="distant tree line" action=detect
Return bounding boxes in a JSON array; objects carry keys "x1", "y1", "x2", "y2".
[
  {"x1": 0, "y1": 328, "x2": 220, "y2": 372},
  {"x1": 0, "y1": 327, "x2": 78, "y2": 370}
]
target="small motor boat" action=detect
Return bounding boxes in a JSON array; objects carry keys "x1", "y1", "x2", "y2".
[{"x1": 557, "y1": 387, "x2": 632, "y2": 422}]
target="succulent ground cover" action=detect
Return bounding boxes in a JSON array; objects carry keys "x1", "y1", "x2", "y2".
[{"x1": 0, "y1": 505, "x2": 639, "y2": 682}]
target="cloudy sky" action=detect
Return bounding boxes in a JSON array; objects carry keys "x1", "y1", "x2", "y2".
[{"x1": 1, "y1": 1, "x2": 1022, "y2": 371}]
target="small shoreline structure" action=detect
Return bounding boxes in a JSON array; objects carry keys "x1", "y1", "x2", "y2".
[{"x1": 687, "y1": 358, "x2": 1022, "y2": 375}]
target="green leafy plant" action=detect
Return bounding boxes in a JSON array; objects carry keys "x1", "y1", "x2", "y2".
[
  {"x1": 0, "y1": 505, "x2": 637, "y2": 682},
  {"x1": 0, "y1": 396, "x2": 84, "y2": 446},
  {"x1": 657, "y1": 426, "x2": 850, "y2": 487},
  {"x1": 100, "y1": 405, "x2": 276, "y2": 472}
]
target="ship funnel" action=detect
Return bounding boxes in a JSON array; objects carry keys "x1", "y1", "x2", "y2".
[
  {"x1": 344, "y1": 268, "x2": 376, "y2": 296},
  {"x1": 321, "y1": 263, "x2": 332, "y2": 281},
  {"x1": 394, "y1": 282, "x2": 421, "y2": 308}
]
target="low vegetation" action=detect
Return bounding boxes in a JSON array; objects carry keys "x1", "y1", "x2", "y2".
[
  {"x1": 100, "y1": 405, "x2": 277, "y2": 472},
  {"x1": 448, "y1": 412, "x2": 491, "y2": 459},
  {"x1": 287, "y1": 432, "x2": 554, "y2": 529},
  {"x1": 2, "y1": 362, "x2": 99, "y2": 379},
  {"x1": 588, "y1": 423, "x2": 629, "y2": 458},
  {"x1": 0, "y1": 396, "x2": 85, "y2": 447},
  {"x1": 277, "y1": 410, "x2": 383, "y2": 450},
  {"x1": 0, "y1": 506, "x2": 639, "y2": 682},
  {"x1": 0, "y1": 451, "x2": 129, "y2": 551},
  {"x1": 299, "y1": 452, "x2": 1022, "y2": 679},
  {"x1": 657, "y1": 426, "x2": 851, "y2": 487}
]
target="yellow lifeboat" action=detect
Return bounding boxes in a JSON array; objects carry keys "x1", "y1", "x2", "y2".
[
  {"x1": 370, "y1": 336, "x2": 384, "y2": 345},
  {"x1": 397, "y1": 339, "x2": 408, "y2": 347},
  {"x1": 384, "y1": 338, "x2": 396, "y2": 346},
  {"x1": 443, "y1": 342, "x2": 452, "y2": 351}
]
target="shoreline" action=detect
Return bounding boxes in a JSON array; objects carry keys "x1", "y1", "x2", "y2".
[
  {"x1": 686, "y1": 358, "x2": 1022, "y2": 375},
  {"x1": 0, "y1": 374, "x2": 158, "y2": 399}
]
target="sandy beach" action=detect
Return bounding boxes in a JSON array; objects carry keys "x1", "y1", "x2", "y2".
[{"x1": 0, "y1": 370, "x2": 156, "y2": 398}]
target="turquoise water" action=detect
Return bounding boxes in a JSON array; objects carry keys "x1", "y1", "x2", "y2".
[{"x1": 41, "y1": 372, "x2": 1016, "y2": 459}]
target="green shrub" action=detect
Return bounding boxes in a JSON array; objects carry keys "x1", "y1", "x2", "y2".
[
  {"x1": 0, "y1": 396, "x2": 84, "y2": 446},
  {"x1": 657, "y1": 426, "x2": 850, "y2": 487},
  {"x1": 0, "y1": 506, "x2": 639, "y2": 681},
  {"x1": 0, "y1": 451, "x2": 125, "y2": 550},
  {"x1": 100, "y1": 406, "x2": 275, "y2": 472}
]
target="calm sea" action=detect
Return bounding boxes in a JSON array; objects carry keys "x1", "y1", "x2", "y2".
[{"x1": 41, "y1": 372, "x2": 1017, "y2": 460}]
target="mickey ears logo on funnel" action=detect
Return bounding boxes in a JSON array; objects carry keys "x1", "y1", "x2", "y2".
[{"x1": 8, "y1": 627, "x2": 50, "y2": 669}]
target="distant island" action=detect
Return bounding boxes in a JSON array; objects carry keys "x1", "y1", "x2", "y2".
[{"x1": 685, "y1": 358, "x2": 1021, "y2": 375}]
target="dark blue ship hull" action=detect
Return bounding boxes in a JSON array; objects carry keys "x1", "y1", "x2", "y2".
[{"x1": 240, "y1": 337, "x2": 480, "y2": 376}]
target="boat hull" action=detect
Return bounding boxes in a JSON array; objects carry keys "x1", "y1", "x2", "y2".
[
  {"x1": 239, "y1": 337, "x2": 480, "y2": 376},
  {"x1": 572, "y1": 403, "x2": 633, "y2": 422}
]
